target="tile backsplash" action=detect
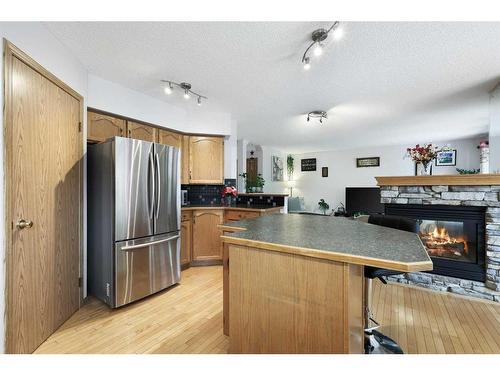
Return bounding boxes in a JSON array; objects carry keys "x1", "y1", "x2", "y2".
[{"x1": 181, "y1": 179, "x2": 284, "y2": 207}]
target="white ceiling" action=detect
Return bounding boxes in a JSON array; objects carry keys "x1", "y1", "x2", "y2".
[{"x1": 44, "y1": 22, "x2": 500, "y2": 153}]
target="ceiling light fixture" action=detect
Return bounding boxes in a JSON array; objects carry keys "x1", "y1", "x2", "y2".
[
  {"x1": 306, "y1": 110, "x2": 328, "y2": 124},
  {"x1": 301, "y1": 21, "x2": 341, "y2": 70},
  {"x1": 161, "y1": 80, "x2": 207, "y2": 105}
]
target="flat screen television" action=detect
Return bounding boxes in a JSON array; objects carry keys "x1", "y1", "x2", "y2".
[{"x1": 345, "y1": 187, "x2": 384, "y2": 217}]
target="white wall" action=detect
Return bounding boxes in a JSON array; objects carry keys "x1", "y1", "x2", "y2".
[
  {"x1": 0, "y1": 22, "x2": 89, "y2": 354},
  {"x1": 224, "y1": 119, "x2": 238, "y2": 179},
  {"x1": 490, "y1": 86, "x2": 500, "y2": 173},
  {"x1": 292, "y1": 137, "x2": 484, "y2": 213}
]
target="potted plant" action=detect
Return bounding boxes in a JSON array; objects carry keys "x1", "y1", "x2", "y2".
[
  {"x1": 239, "y1": 172, "x2": 255, "y2": 193},
  {"x1": 287, "y1": 155, "x2": 294, "y2": 180},
  {"x1": 406, "y1": 144, "x2": 440, "y2": 175},
  {"x1": 255, "y1": 174, "x2": 265, "y2": 193},
  {"x1": 222, "y1": 186, "x2": 237, "y2": 206},
  {"x1": 318, "y1": 199, "x2": 330, "y2": 215}
]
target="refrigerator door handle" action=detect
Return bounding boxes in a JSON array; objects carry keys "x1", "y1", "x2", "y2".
[
  {"x1": 148, "y1": 152, "x2": 155, "y2": 220},
  {"x1": 155, "y1": 153, "x2": 161, "y2": 219},
  {"x1": 121, "y1": 234, "x2": 180, "y2": 251}
]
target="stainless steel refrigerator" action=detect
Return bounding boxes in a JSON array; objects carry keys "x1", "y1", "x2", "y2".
[{"x1": 88, "y1": 136, "x2": 181, "y2": 308}]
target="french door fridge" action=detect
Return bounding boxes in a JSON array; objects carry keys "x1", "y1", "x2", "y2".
[{"x1": 88, "y1": 137, "x2": 181, "y2": 308}]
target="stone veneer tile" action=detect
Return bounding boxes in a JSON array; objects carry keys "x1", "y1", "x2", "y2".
[
  {"x1": 431, "y1": 185, "x2": 449, "y2": 192},
  {"x1": 450, "y1": 186, "x2": 493, "y2": 192},
  {"x1": 485, "y1": 192, "x2": 500, "y2": 201},
  {"x1": 441, "y1": 191, "x2": 486, "y2": 200}
]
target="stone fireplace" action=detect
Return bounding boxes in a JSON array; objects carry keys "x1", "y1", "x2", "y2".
[{"x1": 376, "y1": 175, "x2": 500, "y2": 302}]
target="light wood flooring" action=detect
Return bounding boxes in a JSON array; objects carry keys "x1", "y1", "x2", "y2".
[{"x1": 35, "y1": 266, "x2": 500, "y2": 354}]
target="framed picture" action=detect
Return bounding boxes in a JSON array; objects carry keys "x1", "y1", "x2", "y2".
[
  {"x1": 322, "y1": 167, "x2": 328, "y2": 177},
  {"x1": 271, "y1": 155, "x2": 284, "y2": 181},
  {"x1": 435, "y1": 150, "x2": 456, "y2": 166},
  {"x1": 356, "y1": 157, "x2": 380, "y2": 168},
  {"x1": 301, "y1": 158, "x2": 317, "y2": 171}
]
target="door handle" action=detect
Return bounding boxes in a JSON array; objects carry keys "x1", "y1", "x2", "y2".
[
  {"x1": 121, "y1": 234, "x2": 180, "y2": 251},
  {"x1": 155, "y1": 153, "x2": 161, "y2": 219},
  {"x1": 149, "y1": 153, "x2": 155, "y2": 220},
  {"x1": 16, "y1": 219, "x2": 33, "y2": 229}
]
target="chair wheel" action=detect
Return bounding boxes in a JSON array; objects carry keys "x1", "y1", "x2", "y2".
[{"x1": 372, "y1": 330, "x2": 404, "y2": 354}]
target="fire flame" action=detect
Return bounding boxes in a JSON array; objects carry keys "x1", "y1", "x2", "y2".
[{"x1": 420, "y1": 225, "x2": 468, "y2": 255}]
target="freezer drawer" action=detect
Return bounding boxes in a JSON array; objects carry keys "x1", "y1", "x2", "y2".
[{"x1": 114, "y1": 232, "x2": 181, "y2": 307}]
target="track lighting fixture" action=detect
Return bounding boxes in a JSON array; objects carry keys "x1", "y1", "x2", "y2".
[
  {"x1": 161, "y1": 80, "x2": 207, "y2": 106},
  {"x1": 307, "y1": 111, "x2": 328, "y2": 124},
  {"x1": 301, "y1": 22, "x2": 342, "y2": 70}
]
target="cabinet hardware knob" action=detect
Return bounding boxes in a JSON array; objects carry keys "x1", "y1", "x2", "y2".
[{"x1": 16, "y1": 219, "x2": 33, "y2": 229}]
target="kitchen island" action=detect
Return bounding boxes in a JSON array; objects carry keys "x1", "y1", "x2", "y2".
[{"x1": 220, "y1": 214, "x2": 433, "y2": 354}]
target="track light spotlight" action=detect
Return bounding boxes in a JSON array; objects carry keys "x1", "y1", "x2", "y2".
[
  {"x1": 164, "y1": 82, "x2": 173, "y2": 95},
  {"x1": 301, "y1": 22, "x2": 341, "y2": 69},
  {"x1": 197, "y1": 96, "x2": 202, "y2": 106},
  {"x1": 303, "y1": 57, "x2": 311, "y2": 70}
]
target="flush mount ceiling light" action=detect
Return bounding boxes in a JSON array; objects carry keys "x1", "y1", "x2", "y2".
[
  {"x1": 306, "y1": 110, "x2": 328, "y2": 124},
  {"x1": 161, "y1": 80, "x2": 207, "y2": 106},
  {"x1": 301, "y1": 21, "x2": 342, "y2": 70}
]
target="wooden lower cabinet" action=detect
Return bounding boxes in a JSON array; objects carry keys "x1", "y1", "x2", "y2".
[
  {"x1": 192, "y1": 210, "x2": 224, "y2": 264},
  {"x1": 180, "y1": 219, "x2": 192, "y2": 267}
]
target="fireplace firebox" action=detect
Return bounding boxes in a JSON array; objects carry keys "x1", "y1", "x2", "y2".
[{"x1": 385, "y1": 204, "x2": 486, "y2": 282}]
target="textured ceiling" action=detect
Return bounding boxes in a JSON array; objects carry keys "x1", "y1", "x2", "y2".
[{"x1": 44, "y1": 22, "x2": 500, "y2": 153}]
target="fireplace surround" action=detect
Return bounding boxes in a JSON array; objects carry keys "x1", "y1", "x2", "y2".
[{"x1": 376, "y1": 175, "x2": 500, "y2": 302}]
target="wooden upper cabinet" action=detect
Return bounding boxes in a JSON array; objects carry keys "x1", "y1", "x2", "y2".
[
  {"x1": 181, "y1": 135, "x2": 190, "y2": 185},
  {"x1": 158, "y1": 129, "x2": 182, "y2": 148},
  {"x1": 192, "y1": 210, "x2": 224, "y2": 262},
  {"x1": 189, "y1": 136, "x2": 224, "y2": 184},
  {"x1": 87, "y1": 111, "x2": 126, "y2": 143},
  {"x1": 127, "y1": 121, "x2": 157, "y2": 142}
]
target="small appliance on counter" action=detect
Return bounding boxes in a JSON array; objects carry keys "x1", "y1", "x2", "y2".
[
  {"x1": 88, "y1": 137, "x2": 181, "y2": 308},
  {"x1": 181, "y1": 189, "x2": 188, "y2": 206}
]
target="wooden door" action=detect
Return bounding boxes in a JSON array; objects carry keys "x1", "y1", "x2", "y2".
[
  {"x1": 87, "y1": 111, "x2": 126, "y2": 143},
  {"x1": 180, "y1": 220, "x2": 192, "y2": 266},
  {"x1": 246, "y1": 158, "x2": 258, "y2": 184},
  {"x1": 181, "y1": 135, "x2": 190, "y2": 184},
  {"x1": 192, "y1": 210, "x2": 224, "y2": 262},
  {"x1": 189, "y1": 136, "x2": 224, "y2": 184},
  {"x1": 127, "y1": 121, "x2": 157, "y2": 142},
  {"x1": 5, "y1": 42, "x2": 82, "y2": 353},
  {"x1": 158, "y1": 129, "x2": 182, "y2": 148}
]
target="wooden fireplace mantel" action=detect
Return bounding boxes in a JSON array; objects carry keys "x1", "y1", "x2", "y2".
[{"x1": 375, "y1": 174, "x2": 500, "y2": 186}]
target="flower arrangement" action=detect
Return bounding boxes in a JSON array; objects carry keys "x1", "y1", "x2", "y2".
[
  {"x1": 222, "y1": 186, "x2": 238, "y2": 198},
  {"x1": 406, "y1": 143, "x2": 439, "y2": 164}
]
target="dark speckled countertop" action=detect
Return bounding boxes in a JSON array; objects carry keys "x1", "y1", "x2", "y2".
[{"x1": 221, "y1": 214, "x2": 432, "y2": 272}]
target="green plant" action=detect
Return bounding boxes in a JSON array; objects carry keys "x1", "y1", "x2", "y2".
[
  {"x1": 456, "y1": 168, "x2": 480, "y2": 175},
  {"x1": 287, "y1": 155, "x2": 294, "y2": 179},
  {"x1": 318, "y1": 199, "x2": 330, "y2": 215},
  {"x1": 255, "y1": 174, "x2": 265, "y2": 188}
]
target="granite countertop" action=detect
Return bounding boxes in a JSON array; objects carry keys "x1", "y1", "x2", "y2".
[
  {"x1": 221, "y1": 214, "x2": 433, "y2": 272},
  {"x1": 182, "y1": 204, "x2": 283, "y2": 212}
]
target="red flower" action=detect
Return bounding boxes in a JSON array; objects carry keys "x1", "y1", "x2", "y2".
[{"x1": 222, "y1": 186, "x2": 238, "y2": 197}]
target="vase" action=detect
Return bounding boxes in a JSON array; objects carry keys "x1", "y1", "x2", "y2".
[
  {"x1": 417, "y1": 161, "x2": 432, "y2": 176},
  {"x1": 224, "y1": 196, "x2": 233, "y2": 206}
]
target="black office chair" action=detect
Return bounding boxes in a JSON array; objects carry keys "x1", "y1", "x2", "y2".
[{"x1": 364, "y1": 214, "x2": 418, "y2": 354}]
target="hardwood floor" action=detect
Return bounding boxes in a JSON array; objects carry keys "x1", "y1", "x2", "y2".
[{"x1": 35, "y1": 266, "x2": 500, "y2": 354}]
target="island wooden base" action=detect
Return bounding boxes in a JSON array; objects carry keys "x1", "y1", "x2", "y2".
[{"x1": 227, "y1": 244, "x2": 364, "y2": 354}]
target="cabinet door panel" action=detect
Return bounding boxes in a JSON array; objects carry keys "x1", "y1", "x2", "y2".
[
  {"x1": 181, "y1": 220, "x2": 192, "y2": 266},
  {"x1": 192, "y1": 210, "x2": 224, "y2": 261},
  {"x1": 158, "y1": 129, "x2": 182, "y2": 148},
  {"x1": 181, "y1": 135, "x2": 190, "y2": 184},
  {"x1": 88, "y1": 111, "x2": 126, "y2": 142},
  {"x1": 127, "y1": 121, "x2": 157, "y2": 142},
  {"x1": 189, "y1": 136, "x2": 224, "y2": 184}
]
